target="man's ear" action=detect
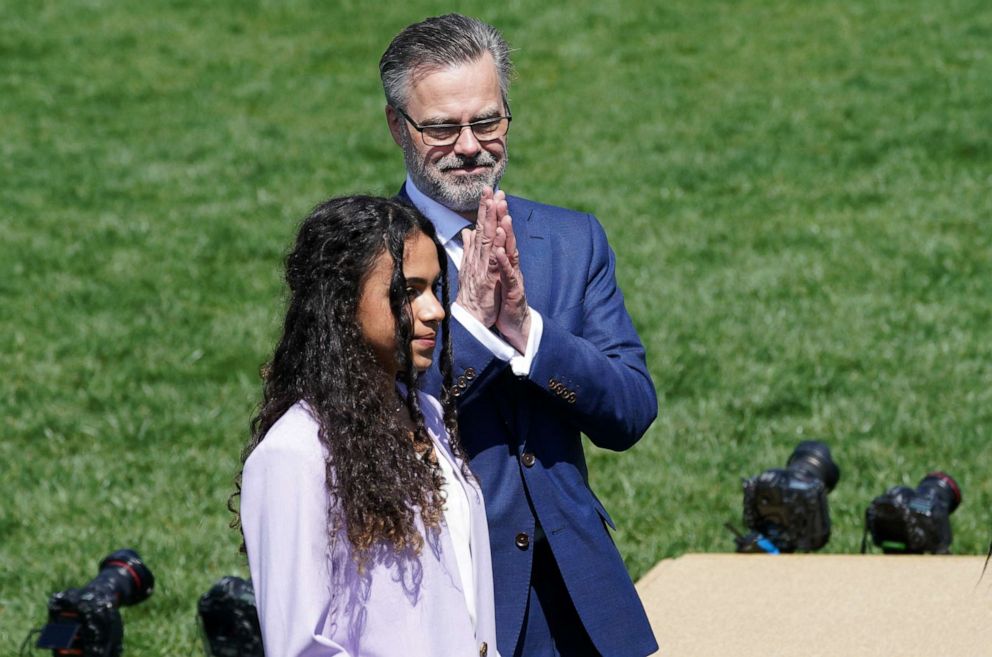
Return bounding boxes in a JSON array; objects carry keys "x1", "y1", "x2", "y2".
[{"x1": 385, "y1": 105, "x2": 405, "y2": 148}]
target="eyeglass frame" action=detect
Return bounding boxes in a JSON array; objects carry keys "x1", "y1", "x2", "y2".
[{"x1": 393, "y1": 102, "x2": 513, "y2": 147}]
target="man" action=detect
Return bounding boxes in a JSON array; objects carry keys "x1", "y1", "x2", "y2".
[{"x1": 380, "y1": 14, "x2": 659, "y2": 657}]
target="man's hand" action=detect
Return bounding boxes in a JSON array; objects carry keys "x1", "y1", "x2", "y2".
[
  {"x1": 455, "y1": 187, "x2": 502, "y2": 327},
  {"x1": 493, "y1": 207, "x2": 531, "y2": 354}
]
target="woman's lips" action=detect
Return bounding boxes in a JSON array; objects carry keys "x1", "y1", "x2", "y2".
[{"x1": 413, "y1": 336, "x2": 436, "y2": 348}]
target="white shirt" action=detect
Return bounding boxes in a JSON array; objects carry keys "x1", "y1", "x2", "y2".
[
  {"x1": 403, "y1": 176, "x2": 543, "y2": 376},
  {"x1": 434, "y1": 439, "x2": 476, "y2": 626}
]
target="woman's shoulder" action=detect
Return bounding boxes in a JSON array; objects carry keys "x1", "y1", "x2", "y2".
[
  {"x1": 245, "y1": 402, "x2": 325, "y2": 468},
  {"x1": 415, "y1": 391, "x2": 446, "y2": 434},
  {"x1": 415, "y1": 391, "x2": 455, "y2": 451}
]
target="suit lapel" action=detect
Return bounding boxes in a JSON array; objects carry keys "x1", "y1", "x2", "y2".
[{"x1": 508, "y1": 198, "x2": 550, "y2": 315}]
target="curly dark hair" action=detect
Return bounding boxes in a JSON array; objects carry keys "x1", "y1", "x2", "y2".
[{"x1": 232, "y1": 195, "x2": 464, "y2": 562}]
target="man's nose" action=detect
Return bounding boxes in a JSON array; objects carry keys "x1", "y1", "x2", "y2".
[{"x1": 452, "y1": 125, "x2": 482, "y2": 156}]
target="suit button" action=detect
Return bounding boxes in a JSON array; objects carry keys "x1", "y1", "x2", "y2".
[
  {"x1": 465, "y1": 368, "x2": 477, "y2": 380},
  {"x1": 515, "y1": 532, "x2": 530, "y2": 550},
  {"x1": 521, "y1": 452, "x2": 536, "y2": 468},
  {"x1": 567, "y1": 391, "x2": 576, "y2": 404},
  {"x1": 479, "y1": 641, "x2": 488, "y2": 656}
]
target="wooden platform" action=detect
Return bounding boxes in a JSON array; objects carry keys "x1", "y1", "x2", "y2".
[{"x1": 636, "y1": 554, "x2": 992, "y2": 656}]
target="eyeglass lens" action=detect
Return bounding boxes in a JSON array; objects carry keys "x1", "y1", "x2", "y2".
[{"x1": 422, "y1": 118, "x2": 508, "y2": 145}]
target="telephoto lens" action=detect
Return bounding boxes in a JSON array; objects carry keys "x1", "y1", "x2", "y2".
[
  {"x1": 36, "y1": 548, "x2": 155, "y2": 657},
  {"x1": 786, "y1": 441, "x2": 841, "y2": 492},
  {"x1": 865, "y1": 472, "x2": 961, "y2": 554},
  {"x1": 740, "y1": 440, "x2": 841, "y2": 552}
]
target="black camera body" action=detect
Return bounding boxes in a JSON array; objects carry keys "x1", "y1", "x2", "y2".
[
  {"x1": 37, "y1": 549, "x2": 154, "y2": 657},
  {"x1": 198, "y1": 576, "x2": 265, "y2": 657},
  {"x1": 741, "y1": 441, "x2": 840, "y2": 553},
  {"x1": 865, "y1": 472, "x2": 961, "y2": 554}
]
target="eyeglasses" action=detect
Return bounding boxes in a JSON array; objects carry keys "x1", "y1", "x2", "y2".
[{"x1": 395, "y1": 106, "x2": 512, "y2": 147}]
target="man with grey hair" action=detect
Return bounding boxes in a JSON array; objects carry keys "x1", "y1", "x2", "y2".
[{"x1": 382, "y1": 14, "x2": 659, "y2": 657}]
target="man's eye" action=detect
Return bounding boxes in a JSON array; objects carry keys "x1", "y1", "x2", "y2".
[
  {"x1": 423, "y1": 125, "x2": 460, "y2": 140},
  {"x1": 405, "y1": 287, "x2": 419, "y2": 299},
  {"x1": 473, "y1": 119, "x2": 501, "y2": 135}
]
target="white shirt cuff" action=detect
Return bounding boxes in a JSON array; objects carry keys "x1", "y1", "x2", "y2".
[
  {"x1": 450, "y1": 304, "x2": 543, "y2": 377},
  {"x1": 511, "y1": 309, "x2": 543, "y2": 376}
]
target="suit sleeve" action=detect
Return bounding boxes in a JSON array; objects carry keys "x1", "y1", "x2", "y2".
[
  {"x1": 241, "y1": 425, "x2": 354, "y2": 657},
  {"x1": 448, "y1": 312, "x2": 514, "y2": 405},
  {"x1": 528, "y1": 214, "x2": 657, "y2": 450}
]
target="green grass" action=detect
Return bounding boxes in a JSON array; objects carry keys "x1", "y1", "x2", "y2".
[{"x1": 2, "y1": 1, "x2": 991, "y2": 653}]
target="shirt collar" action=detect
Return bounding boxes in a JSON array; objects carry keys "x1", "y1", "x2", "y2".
[{"x1": 403, "y1": 175, "x2": 476, "y2": 245}]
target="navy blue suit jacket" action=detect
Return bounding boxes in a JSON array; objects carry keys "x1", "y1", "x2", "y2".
[{"x1": 416, "y1": 192, "x2": 659, "y2": 657}]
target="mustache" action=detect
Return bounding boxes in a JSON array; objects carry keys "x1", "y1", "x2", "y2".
[{"x1": 437, "y1": 151, "x2": 498, "y2": 171}]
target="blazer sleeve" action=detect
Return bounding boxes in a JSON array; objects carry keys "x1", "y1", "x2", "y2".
[
  {"x1": 447, "y1": 317, "x2": 513, "y2": 404},
  {"x1": 528, "y1": 213, "x2": 658, "y2": 450},
  {"x1": 241, "y1": 417, "x2": 353, "y2": 657}
]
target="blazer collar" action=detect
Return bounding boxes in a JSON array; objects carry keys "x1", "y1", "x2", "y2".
[{"x1": 506, "y1": 197, "x2": 550, "y2": 314}]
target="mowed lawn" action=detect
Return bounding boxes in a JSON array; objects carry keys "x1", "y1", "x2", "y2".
[{"x1": 2, "y1": 1, "x2": 991, "y2": 653}]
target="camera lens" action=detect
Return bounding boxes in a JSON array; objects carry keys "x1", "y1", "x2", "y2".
[
  {"x1": 918, "y1": 471, "x2": 961, "y2": 514},
  {"x1": 94, "y1": 548, "x2": 155, "y2": 606},
  {"x1": 786, "y1": 440, "x2": 840, "y2": 492}
]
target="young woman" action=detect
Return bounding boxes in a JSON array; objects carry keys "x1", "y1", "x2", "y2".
[{"x1": 237, "y1": 196, "x2": 498, "y2": 657}]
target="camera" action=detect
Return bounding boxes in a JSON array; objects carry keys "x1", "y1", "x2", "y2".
[
  {"x1": 864, "y1": 472, "x2": 961, "y2": 554},
  {"x1": 739, "y1": 440, "x2": 840, "y2": 552},
  {"x1": 35, "y1": 548, "x2": 154, "y2": 657},
  {"x1": 198, "y1": 576, "x2": 264, "y2": 657}
]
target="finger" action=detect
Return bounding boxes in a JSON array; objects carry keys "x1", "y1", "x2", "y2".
[
  {"x1": 493, "y1": 195, "x2": 508, "y2": 224},
  {"x1": 470, "y1": 188, "x2": 493, "y2": 261},
  {"x1": 481, "y1": 193, "x2": 498, "y2": 246},
  {"x1": 495, "y1": 247, "x2": 518, "y2": 290},
  {"x1": 489, "y1": 228, "x2": 505, "y2": 274},
  {"x1": 479, "y1": 197, "x2": 506, "y2": 263},
  {"x1": 475, "y1": 187, "x2": 493, "y2": 227},
  {"x1": 494, "y1": 225, "x2": 506, "y2": 250},
  {"x1": 461, "y1": 227, "x2": 475, "y2": 270},
  {"x1": 500, "y1": 213, "x2": 517, "y2": 265}
]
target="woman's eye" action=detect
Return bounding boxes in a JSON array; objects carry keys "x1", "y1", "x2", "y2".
[{"x1": 405, "y1": 287, "x2": 419, "y2": 299}]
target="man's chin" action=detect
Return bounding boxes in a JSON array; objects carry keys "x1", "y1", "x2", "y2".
[
  {"x1": 439, "y1": 169, "x2": 493, "y2": 186},
  {"x1": 435, "y1": 179, "x2": 494, "y2": 212}
]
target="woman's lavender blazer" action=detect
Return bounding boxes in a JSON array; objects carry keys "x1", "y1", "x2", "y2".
[{"x1": 241, "y1": 395, "x2": 500, "y2": 657}]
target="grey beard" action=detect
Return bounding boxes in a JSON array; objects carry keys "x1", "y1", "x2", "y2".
[{"x1": 402, "y1": 139, "x2": 507, "y2": 213}]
